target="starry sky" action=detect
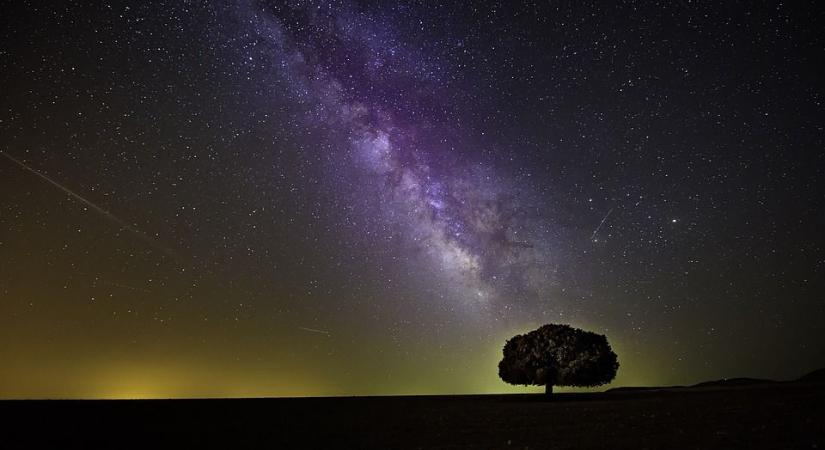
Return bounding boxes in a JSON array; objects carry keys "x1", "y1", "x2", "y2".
[{"x1": 1, "y1": 1, "x2": 824, "y2": 399}]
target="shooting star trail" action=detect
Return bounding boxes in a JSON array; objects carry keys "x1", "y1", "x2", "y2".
[
  {"x1": 298, "y1": 326, "x2": 331, "y2": 336},
  {"x1": 100, "y1": 280, "x2": 154, "y2": 294},
  {"x1": 1, "y1": 151, "x2": 176, "y2": 258},
  {"x1": 590, "y1": 208, "x2": 614, "y2": 242}
]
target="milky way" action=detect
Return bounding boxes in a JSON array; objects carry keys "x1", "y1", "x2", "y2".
[{"x1": 227, "y1": 1, "x2": 558, "y2": 308}]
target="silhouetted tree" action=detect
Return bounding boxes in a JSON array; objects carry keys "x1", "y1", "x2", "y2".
[{"x1": 498, "y1": 324, "x2": 619, "y2": 396}]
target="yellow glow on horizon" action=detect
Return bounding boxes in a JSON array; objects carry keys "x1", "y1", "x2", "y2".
[
  {"x1": 1, "y1": 315, "x2": 680, "y2": 399},
  {"x1": 1, "y1": 359, "x2": 333, "y2": 399},
  {"x1": 89, "y1": 363, "x2": 333, "y2": 399}
]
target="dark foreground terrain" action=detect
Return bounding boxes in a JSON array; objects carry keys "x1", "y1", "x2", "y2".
[{"x1": 2, "y1": 381, "x2": 823, "y2": 449}]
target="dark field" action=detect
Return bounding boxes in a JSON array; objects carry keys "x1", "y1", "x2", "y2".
[{"x1": 3, "y1": 382, "x2": 823, "y2": 449}]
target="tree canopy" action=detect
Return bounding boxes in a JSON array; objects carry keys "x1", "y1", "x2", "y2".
[{"x1": 498, "y1": 324, "x2": 619, "y2": 394}]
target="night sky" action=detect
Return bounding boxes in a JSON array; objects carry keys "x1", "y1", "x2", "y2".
[{"x1": 1, "y1": 1, "x2": 823, "y2": 399}]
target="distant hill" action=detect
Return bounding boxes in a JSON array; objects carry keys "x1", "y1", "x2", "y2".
[
  {"x1": 606, "y1": 368, "x2": 825, "y2": 393},
  {"x1": 691, "y1": 377, "x2": 776, "y2": 388},
  {"x1": 797, "y1": 368, "x2": 825, "y2": 383}
]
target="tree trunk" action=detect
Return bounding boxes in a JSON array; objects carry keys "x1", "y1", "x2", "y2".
[{"x1": 545, "y1": 384, "x2": 553, "y2": 396}]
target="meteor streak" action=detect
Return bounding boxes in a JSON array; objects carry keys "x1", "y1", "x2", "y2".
[
  {"x1": 590, "y1": 208, "x2": 614, "y2": 242},
  {"x1": 1, "y1": 151, "x2": 175, "y2": 257},
  {"x1": 297, "y1": 326, "x2": 331, "y2": 336}
]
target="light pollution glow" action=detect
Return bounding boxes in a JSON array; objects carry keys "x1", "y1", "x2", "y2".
[{"x1": 1, "y1": 324, "x2": 671, "y2": 399}]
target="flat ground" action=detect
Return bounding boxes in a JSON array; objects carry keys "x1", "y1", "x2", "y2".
[{"x1": 2, "y1": 382, "x2": 823, "y2": 449}]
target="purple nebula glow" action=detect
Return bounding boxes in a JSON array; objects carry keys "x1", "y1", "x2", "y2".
[{"x1": 229, "y1": 1, "x2": 559, "y2": 308}]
